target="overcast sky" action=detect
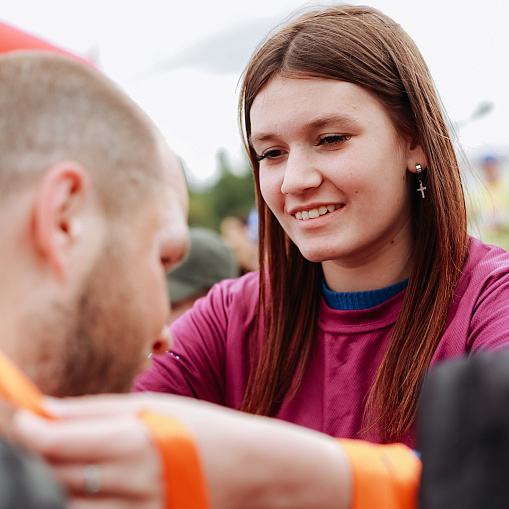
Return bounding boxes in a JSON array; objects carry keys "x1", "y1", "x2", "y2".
[{"x1": 2, "y1": 0, "x2": 508, "y2": 185}]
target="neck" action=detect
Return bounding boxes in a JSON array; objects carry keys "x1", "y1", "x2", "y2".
[
  {"x1": 322, "y1": 236, "x2": 413, "y2": 293},
  {"x1": 0, "y1": 289, "x2": 29, "y2": 367}
]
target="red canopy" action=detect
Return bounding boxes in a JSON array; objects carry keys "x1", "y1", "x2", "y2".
[{"x1": 0, "y1": 19, "x2": 92, "y2": 66}]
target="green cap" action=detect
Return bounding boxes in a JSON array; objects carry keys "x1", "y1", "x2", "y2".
[{"x1": 167, "y1": 227, "x2": 239, "y2": 303}]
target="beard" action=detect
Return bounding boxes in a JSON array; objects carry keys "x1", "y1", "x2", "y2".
[{"x1": 21, "y1": 240, "x2": 149, "y2": 397}]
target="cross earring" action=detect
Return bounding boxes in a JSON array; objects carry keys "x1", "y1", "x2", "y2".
[{"x1": 416, "y1": 164, "x2": 426, "y2": 199}]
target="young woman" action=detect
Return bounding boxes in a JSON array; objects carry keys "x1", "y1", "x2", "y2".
[
  {"x1": 136, "y1": 4, "x2": 509, "y2": 446},
  {"x1": 13, "y1": 5, "x2": 509, "y2": 509}
]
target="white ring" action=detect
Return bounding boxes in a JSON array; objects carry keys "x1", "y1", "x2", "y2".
[{"x1": 84, "y1": 464, "x2": 101, "y2": 496}]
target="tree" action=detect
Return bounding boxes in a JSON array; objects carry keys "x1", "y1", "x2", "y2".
[{"x1": 188, "y1": 148, "x2": 256, "y2": 231}]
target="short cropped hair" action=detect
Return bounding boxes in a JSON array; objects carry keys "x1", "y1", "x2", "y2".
[{"x1": 0, "y1": 51, "x2": 166, "y2": 216}]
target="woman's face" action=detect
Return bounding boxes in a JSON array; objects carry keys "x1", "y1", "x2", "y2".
[{"x1": 249, "y1": 76, "x2": 424, "y2": 272}]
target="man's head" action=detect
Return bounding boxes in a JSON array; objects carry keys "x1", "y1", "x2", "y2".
[{"x1": 0, "y1": 51, "x2": 189, "y2": 396}]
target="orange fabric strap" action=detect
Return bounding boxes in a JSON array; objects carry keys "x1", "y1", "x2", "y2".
[
  {"x1": 139, "y1": 411, "x2": 210, "y2": 509},
  {"x1": 339, "y1": 439, "x2": 421, "y2": 509},
  {"x1": 0, "y1": 349, "x2": 51, "y2": 418}
]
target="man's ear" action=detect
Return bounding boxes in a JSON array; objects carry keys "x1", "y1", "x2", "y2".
[{"x1": 31, "y1": 161, "x2": 93, "y2": 281}]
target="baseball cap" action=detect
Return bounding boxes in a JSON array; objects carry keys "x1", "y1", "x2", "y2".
[{"x1": 167, "y1": 227, "x2": 239, "y2": 303}]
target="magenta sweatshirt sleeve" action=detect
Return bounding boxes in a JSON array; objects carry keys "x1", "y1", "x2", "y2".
[{"x1": 134, "y1": 271, "x2": 260, "y2": 407}]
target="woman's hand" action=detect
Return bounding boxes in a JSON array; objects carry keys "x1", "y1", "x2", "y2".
[{"x1": 13, "y1": 393, "x2": 351, "y2": 509}]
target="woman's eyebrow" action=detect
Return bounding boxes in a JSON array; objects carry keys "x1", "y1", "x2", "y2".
[
  {"x1": 307, "y1": 114, "x2": 358, "y2": 130},
  {"x1": 249, "y1": 114, "x2": 358, "y2": 146},
  {"x1": 248, "y1": 132, "x2": 275, "y2": 147}
]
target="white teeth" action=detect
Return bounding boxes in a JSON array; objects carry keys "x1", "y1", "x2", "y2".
[{"x1": 294, "y1": 204, "x2": 339, "y2": 220}]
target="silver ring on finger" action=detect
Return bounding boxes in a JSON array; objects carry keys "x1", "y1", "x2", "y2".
[{"x1": 84, "y1": 464, "x2": 101, "y2": 496}]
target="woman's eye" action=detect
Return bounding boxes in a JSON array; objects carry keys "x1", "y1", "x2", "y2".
[
  {"x1": 315, "y1": 134, "x2": 351, "y2": 147},
  {"x1": 256, "y1": 149, "x2": 285, "y2": 161}
]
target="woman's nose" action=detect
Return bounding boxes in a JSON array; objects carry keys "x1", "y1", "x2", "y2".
[{"x1": 280, "y1": 150, "x2": 322, "y2": 195}]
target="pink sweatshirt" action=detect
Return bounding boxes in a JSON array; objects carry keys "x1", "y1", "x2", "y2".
[{"x1": 135, "y1": 238, "x2": 509, "y2": 447}]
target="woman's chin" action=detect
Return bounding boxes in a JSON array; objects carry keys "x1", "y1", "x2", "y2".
[{"x1": 297, "y1": 246, "x2": 339, "y2": 264}]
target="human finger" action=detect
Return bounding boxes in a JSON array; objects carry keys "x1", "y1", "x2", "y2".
[
  {"x1": 42, "y1": 393, "x2": 151, "y2": 419},
  {"x1": 49, "y1": 457, "x2": 162, "y2": 500},
  {"x1": 69, "y1": 496, "x2": 160, "y2": 509},
  {"x1": 0, "y1": 399, "x2": 17, "y2": 442},
  {"x1": 13, "y1": 409, "x2": 153, "y2": 461}
]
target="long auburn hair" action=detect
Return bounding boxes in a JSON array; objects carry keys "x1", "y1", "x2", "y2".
[{"x1": 238, "y1": 5, "x2": 469, "y2": 442}]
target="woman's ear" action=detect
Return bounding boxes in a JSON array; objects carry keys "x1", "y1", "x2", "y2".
[
  {"x1": 406, "y1": 142, "x2": 428, "y2": 173},
  {"x1": 31, "y1": 161, "x2": 92, "y2": 281}
]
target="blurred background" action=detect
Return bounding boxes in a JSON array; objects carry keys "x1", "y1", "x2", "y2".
[{"x1": 1, "y1": 0, "x2": 508, "y2": 243}]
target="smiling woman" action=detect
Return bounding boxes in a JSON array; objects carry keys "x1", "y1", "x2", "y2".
[
  {"x1": 234, "y1": 3, "x2": 506, "y2": 446},
  {"x1": 136, "y1": 4, "x2": 509, "y2": 450}
]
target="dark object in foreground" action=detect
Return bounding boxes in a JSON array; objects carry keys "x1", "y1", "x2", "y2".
[
  {"x1": 0, "y1": 436, "x2": 65, "y2": 508},
  {"x1": 419, "y1": 352, "x2": 509, "y2": 509}
]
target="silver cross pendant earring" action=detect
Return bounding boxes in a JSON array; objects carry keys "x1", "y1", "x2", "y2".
[{"x1": 416, "y1": 164, "x2": 426, "y2": 199}]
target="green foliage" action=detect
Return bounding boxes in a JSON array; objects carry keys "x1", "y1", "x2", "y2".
[{"x1": 187, "y1": 148, "x2": 256, "y2": 231}]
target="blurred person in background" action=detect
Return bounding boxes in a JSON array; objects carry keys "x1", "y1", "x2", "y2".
[
  {"x1": 167, "y1": 226, "x2": 239, "y2": 322},
  {"x1": 220, "y1": 215, "x2": 259, "y2": 274},
  {"x1": 468, "y1": 153, "x2": 509, "y2": 251}
]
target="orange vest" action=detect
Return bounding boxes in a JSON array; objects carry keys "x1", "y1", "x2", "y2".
[{"x1": 0, "y1": 349, "x2": 210, "y2": 509}]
